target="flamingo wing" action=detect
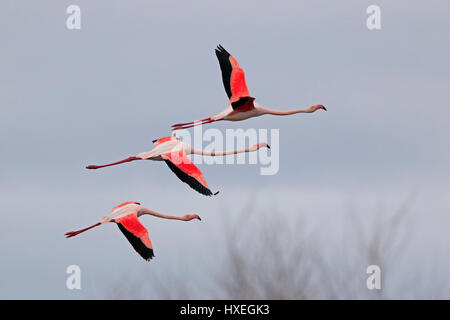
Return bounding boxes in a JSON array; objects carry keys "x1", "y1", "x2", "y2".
[
  {"x1": 152, "y1": 136, "x2": 177, "y2": 146},
  {"x1": 116, "y1": 213, "x2": 154, "y2": 261},
  {"x1": 215, "y1": 45, "x2": 255, "y2": 111},
  {"x1": 162, "y1": 150, "x2": 214, "y2": 196}
]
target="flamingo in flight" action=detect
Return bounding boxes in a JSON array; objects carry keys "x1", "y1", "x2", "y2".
[
  {"x1": 86, "y1": 136, "x2": 269, "y2": 196},
  {"x1": 171, "y1": 45, "x2": 326, "y2": 130},
  {"x1": 65, "y1": 201, "x2": 201, "y2": 261}
]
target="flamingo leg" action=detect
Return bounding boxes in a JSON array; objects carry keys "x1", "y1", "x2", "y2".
[
  {"x1": 86, "y1": 156, "x2": 141, "y2": 169},
  {"x1": 65, "y1": 222, "x2": 101, "y2": 238},
  {"x1": 171, "y1": 117, "x2": 212, "y2": 128},
  {"x1": 172, "y1": 118, "x2": 218, "y2": 131}
]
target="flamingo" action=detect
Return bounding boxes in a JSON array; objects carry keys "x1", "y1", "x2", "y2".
[
  {"x1": 86, "y1": 136, "x2": 270, "y2": 196},
  {"x1": 171, "y1": 45, "x2": 326, "y2": 130},
  {"x1": 65, "y1": 201, "x2": 201, "y2": 261}
]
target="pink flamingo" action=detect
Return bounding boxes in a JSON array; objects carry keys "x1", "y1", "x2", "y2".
[
  {"x1": 86, "y1": 136, "x2": 269, "y2": 196},
  {"x1": 65, "y1": 201, "x2": 201, "y2": 261},
  {"x1": 172, "y1": 45, "x2": 326, "y2": 130}
]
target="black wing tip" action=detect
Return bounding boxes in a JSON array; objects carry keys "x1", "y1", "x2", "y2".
[
  {"x1": 197, "y1": 185, "x2": 214, "y2": 196},
  {"x1": 117, "y1": 223, "x2": 155, "y2": 261},
  {"x1": 201, "y1": 189, "x2": 220, "y2": 197},
  {"x1": 215, "y1": 44, "x2": 230, "y2": 56},
  {"x1": 164, "y1": 160, "x2": 214, "y2": 197},
  {"x1": 144, "y1": 250, "x2": 155, "y2": 261}
]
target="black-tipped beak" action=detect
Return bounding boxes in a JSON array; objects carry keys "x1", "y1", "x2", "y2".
[
  {"x1": 197, "y1": 216, "x2": 202, "y2": 221},
  {"x1": 267, "y1": 145, "x2": 271, "y2": 149},
  {"x1": 323, "y1": 106, "x2": 327, "y2": 111}
]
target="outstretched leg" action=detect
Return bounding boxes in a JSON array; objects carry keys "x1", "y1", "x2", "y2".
[
  {"x1": 65, "y1": 222, "x2": 101, "y2": 238},
  {"x1": 172, "y1": 118, "x2": 220, "y2": 130},
  {"x1": 171, "y1": 117, "x2": 212, "y2": 128},
  {"x1": 86, "y1": 156, "x2": 141, "y2": 169}
]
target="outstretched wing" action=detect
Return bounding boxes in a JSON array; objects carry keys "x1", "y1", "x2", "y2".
[
  {"x1": 116, "y1": 213, "x2": 154, "y2": 261},
  {"x1": 162, "y1": 150, "x2": 213, "y2": 196},
  {"x1": 152, "y1": 136, "x2": 177, "y2": 146},
  {"x1": 215, "y1": 45, "x2": 254, "y2": 110}
]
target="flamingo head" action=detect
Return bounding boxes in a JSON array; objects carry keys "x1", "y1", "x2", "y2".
[
  {"x1": 311, "y1": 104, "x2": 327, "y2": 112},
  {"x1": 250, "y1": 142, "x2": 271, "y2": 151},
  {"x1": 185, "y1": 214, "x2": 201, "y2": 221}
]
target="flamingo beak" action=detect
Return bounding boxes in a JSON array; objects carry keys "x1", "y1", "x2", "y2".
[
  {"x1": 323, "y1": 106, "x2": 327, "y2": 111},
  {"x1": 197, "y1": 216, "x2": 202, "y2": 221},
  {"x1": 266, "y1": 144, "x2": 271, "y2": 149}
]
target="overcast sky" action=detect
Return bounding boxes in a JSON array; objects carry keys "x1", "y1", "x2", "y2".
[{"x1": 0, "y1": 1, "x2": 449, "y2": 298}]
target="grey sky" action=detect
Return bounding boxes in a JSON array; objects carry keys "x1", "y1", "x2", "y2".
[{"x1": 0, "y1": 1, "x2": 449, "y2": 298}]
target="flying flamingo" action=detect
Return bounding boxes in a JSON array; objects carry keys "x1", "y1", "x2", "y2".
[
  {"x1": 171, "y1": 45, "x2": 326, "y2": 130},
  {"x1": 65, "y1": 201, "x2": 201, "y2": 261},
  {"x1": 86, "y1": 136, "x2": 270, "y2": 196}
]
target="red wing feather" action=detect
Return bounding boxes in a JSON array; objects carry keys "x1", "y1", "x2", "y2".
[
  {"x1": 228, "y1": 55, "x2": 250, "y2": 102},
  {"x1": 116, "y1": 213, "x2": 154, "y2": 261},
  {"x1": 215, "y1": 45, "x2": 251, "y2": 103},
  {"x1": 153, "y1": 136, "x2": 177, "y2": 146},
  {"x1": 162, "y1": 150, "x2": 213, "y2": 196}
]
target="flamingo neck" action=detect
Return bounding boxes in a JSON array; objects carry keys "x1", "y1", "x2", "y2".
[
  {"x1": 141, "y1": 208, "x2": 186, "y2": 221},
  {"x1": 190, "y1": 147, "x2": 251, "y2": 156},
  {"x1": 260, "y1": 106, "x2": 309, "y2": 116}
]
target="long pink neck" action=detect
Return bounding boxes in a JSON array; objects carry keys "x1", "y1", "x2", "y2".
[
  {"x1": 86, "y1": 156, "x2": 141, "y2": 169},
  {"x1": 190, "y1": 146, "x2": 254, "y2": 156},
  {"x1": 140, "y1": 208, "x2": 189, "y2": 221},
  {"x1": 260, "y1": 106, "x2": 311, "y2": 115}
]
